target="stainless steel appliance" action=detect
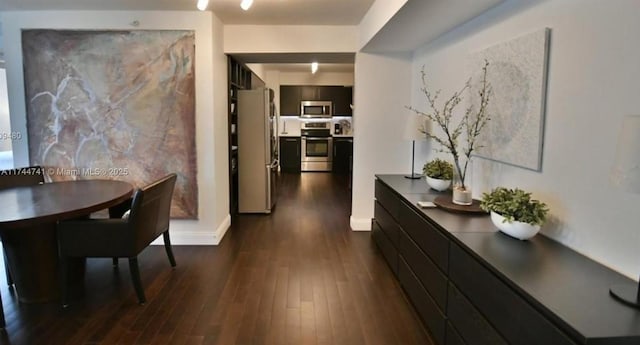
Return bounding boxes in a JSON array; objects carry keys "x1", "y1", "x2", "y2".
[
  {"x1": 301, "y1": 121, "x2": 332, "y2": 172},
  {"x1": 238, "y1": 88, "x2": 278, "y2": 213},
  {"x1": 301, "y1": 101, "x2": 332, "y2": 118}
]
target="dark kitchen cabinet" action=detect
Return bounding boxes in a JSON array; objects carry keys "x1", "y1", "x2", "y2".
[
  {"x1": 280, "y1": 85, "x2": 353, "y2": 116},
  {"x1": 332, "y1": 137, "x2": 352, "y2": 174},
  {"x1": 300, "y1": 86, "x2": 319, "y2": 101},
  {"x1": 280, "y1": 86, "x2": 300, "y2": 116},
  {"x1": 332, "y1": 86, "x2": 353, "y2": 116},
  {"x1": 280, "y1": 137, "x2": 301, "y2": 173}
]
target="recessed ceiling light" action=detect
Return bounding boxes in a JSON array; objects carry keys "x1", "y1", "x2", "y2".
[
  {"x1": 197, "y1": 0, "x2": 208, "y2": 11},
  {"x1": 240, "y1": 0, "x2": 254, "y2": 11},
  {"x1": 311, "y1": 62, "x2": 319, "y2": 74}
]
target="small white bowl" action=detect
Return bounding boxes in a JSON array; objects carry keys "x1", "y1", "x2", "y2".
[
  {"x1": 426, "y1": 176, "x2": 451, "y2": 191},
  {"x1": 491, "y1": 211, "x2": 540, "y2": 240}
]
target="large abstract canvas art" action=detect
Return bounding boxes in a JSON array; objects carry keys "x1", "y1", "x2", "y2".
[
  {"x1": 22, "y1": 30, "x2": 198, "y2": 218},
  {"x1": 470, "y1": 28, "x2": 550, "y2": 171}
]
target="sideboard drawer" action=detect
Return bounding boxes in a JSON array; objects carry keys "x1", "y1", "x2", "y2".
[
  {"x1": 398, "y1": 256, "x2": 446, "y2": 345},
  {"x1": 449, "y1": 243, "x2": 577, "y2": 345},
  {"x1": 398, "y1": 201, "x2": 449, "y2": 272},
  {"x1": 446, "y1": 322, "x2": 467, "y2": 345},
  {"x1": 375, "y1": 179, "x2": 400, "y2": 220},
  {"x1": 375, "y1": 201, "x2": 401, "y2": 246},
  {"x1": 372, "y1": 220, "x2": 398, "y2": 275},
  {"x1": 399, "y1": 228, "x2": 447, "y2": 310},
  {"x1": 447, "y1": 283, "x2": 507, "y2": 345}
]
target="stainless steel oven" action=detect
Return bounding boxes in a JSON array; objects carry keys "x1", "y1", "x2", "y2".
[
  {"x1": 301, "y1": 101, "x2": 332, "y2": 118},
  {"x1": 301, "y1": 121, "x2": 332, "y2": 171}
]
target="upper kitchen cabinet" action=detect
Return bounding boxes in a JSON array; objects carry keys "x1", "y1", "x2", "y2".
[
  {"x1": 301, "y1": 86, "x2": 320, "y2": 101},
  {"x1": 280, "y1": 85, "x2": 353, "y2": 117},
  {"x1": 280, "y1": 86, "x2": 301, "y2": 116},
  {"x1": 329, "y1": 86, "x2": 352, "y2": 116}
]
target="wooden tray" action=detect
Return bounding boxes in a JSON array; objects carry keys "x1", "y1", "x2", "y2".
[{"x1": 433, "y1": 195, "x2": 487, "y2": 214}]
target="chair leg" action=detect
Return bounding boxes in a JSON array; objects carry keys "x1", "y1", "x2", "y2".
[
  {"x1": 128, "y1": 257, "x2": 146, "y2": 305},
  {"x1": 112, "y1": 258, "x2": 119, "y2": 267},
  {"x1": 59, "y1": 256, "x2": 69, "y2": 308},
  {"x1": 162, "y1": 231, "x2": 177, "y2": 268}
]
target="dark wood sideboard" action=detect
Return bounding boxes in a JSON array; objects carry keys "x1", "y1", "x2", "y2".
[{"x1": 372, "y1": 175, "x2": 640, "y2": 345}]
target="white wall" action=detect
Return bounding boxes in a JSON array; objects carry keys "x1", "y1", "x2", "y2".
[
  {"x1": 350, "y1": 51, "x2": 412, "y2": 230},
  {"x1": 357, "y1": 0, "x2": 408, "y2": 50},
  {"x1": 1, "y1": 10, "x2": 230, "y2": 245},
  {"x1": 0, "y1": 68, "x2": 12, "y2": 152},
  {"x1": 410, "y1": 0, "x2": 640, "y2": 279},
  {"x1": 246, "y1": 63, "x2": 267, "y2": 83},
  {"x1": 224, "y1": 25, "x2": 358, "y2": 53},
  {"x1": 211, "y1": 13, "x2": 232, "y2": 243}
]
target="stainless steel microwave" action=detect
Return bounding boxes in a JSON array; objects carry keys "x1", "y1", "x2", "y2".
[{"x1": 300, "y1": 101, "x2": 332, "y2": 118}]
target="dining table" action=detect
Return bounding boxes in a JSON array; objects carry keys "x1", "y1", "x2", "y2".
[{"x1": 0, "y1": 179, "x2": 133, "y2": 303}]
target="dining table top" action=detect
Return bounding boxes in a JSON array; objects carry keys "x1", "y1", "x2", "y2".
[{"x1": 0, "y1": 179, "x2": 133, "y2": 229}]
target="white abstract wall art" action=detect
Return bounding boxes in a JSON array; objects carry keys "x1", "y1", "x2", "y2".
[{"x1": 470, "y1": 28, "x2": 550, "y2": 171}]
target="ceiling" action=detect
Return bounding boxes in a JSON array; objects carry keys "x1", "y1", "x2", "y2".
[
  {"x1": 257, "y1": 63, "x2": 354, "y2": 73},
  {"x1": 0, "y1": 0, "x2": 375, "y2": 25}
]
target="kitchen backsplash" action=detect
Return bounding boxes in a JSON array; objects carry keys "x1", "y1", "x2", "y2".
[{"x1": 278, "y1": 117, "x2": 353, "y2": 137}]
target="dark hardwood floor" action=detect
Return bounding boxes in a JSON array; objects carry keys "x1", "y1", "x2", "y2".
[{"x1": 0, "y1": 173, "x2": 432, "y2": 345}]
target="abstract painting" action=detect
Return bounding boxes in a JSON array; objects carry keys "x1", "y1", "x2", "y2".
[
  {"x1": 470, "y1": 28, "x2": 550, "y2": 171},
  {"x1": 22, "y1": 30, "x2": 198, "y2": 218}
]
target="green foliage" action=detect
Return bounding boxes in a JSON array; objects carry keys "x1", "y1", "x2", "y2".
[
  {"x1": 480, "y1": 187, "x2": 549, "y2": 226},
  {"x1": 423, "y1": 159, "x2": 453, "y2": 180}
]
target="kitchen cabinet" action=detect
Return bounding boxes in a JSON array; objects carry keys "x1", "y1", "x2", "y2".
[
  {"x1": 280, "y1": 86, "x2": 300, "y2": 116},
  {"x1": 328, "y1": 86, "x2": 353, "y2": 116},
  {"x1": 280, "y1": 137, "x2": 301, "y2": 173},
  {"x1": 332, "y1": 137, "x2": 352, "y2": 174},
  {"x1": 373, "y1": 174, "x2": 640, "y2": 345},
  {"x1": 300, "y1": 86, "x2": 320, "y2": 101},
  {"x1": 279, "y1": 85, "x2": 352, "y2": 116}
]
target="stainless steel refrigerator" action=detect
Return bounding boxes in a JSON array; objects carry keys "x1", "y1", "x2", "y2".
[{"x1": 238, "y1": 88, "x2": 278, "y2": 213}]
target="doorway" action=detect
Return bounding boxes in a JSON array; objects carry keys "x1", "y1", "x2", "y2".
[{"x1": 0, "y1": 66, "x2": 14, "y2": 169}]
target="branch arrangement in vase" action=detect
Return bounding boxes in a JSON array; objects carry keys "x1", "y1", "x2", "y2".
[{"x1": 407, "y1": 60, "x2": 492, "y2": 204}]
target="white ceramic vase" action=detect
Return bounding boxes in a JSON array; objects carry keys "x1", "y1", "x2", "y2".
[
  {"x1": 490, "y1": 211, "x2": 540, "y2": 240},
  {"x1": 426, "y1": 176, "x2": 451, "y2": 191}
]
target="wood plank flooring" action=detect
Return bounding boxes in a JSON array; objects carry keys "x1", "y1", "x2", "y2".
[{"x1": 0, "y1": 173, "x2": 432, "y2": 345}]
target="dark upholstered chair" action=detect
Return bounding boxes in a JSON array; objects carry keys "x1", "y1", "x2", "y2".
[
  {"x1": 57, "y1": 173, "x2": 177, "y2": 306},
  {"x1": 0, "y1": 166, "x2": 45, "y2": 329},
  {"x1": 0, "y1": 166, "x2": 45, "y2": 286}
]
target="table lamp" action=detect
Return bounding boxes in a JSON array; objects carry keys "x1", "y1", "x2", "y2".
[
  {"x1": 404, "y1": 113, "x2": 427, "y2": 179},
  {"x1": 609, "y1": 114, "x2": 640, "y2": 308}
]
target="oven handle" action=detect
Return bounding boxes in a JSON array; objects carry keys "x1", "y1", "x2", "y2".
[{"x1": 303, "y1": 137, "x2": 333, "y2": 141}]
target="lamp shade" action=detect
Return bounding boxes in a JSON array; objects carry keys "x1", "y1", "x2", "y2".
[
  {"x1": 611, "y1": 115, "x2": 640, "y2": 194},
  {"x1": 404, "y1": 113, "x2": 427, "y2": 141}
]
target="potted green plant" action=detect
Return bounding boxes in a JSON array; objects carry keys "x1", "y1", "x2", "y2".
[
  {"x1": 480, "y1": 187, "x2": 549, "y2": 240},
  {"x1": 423, "y1": 158, "x2": 453, "y2": 191},
  {"x1": 407, "y1": 60, "x2": 492, "y2": 205}
]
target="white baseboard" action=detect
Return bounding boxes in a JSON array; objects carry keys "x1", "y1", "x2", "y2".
[
  {"x1": 151, "y1": 214, "x2": 231, "y2": 245},
  {"x1": 213, "y1": 214, "x2": 232, "y2": 244},
  {"x1": 350, "y1": 216, "x2": 372, "y2": 231}
]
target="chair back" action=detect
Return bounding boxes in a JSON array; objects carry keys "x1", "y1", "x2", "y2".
[
  {"x1": 128, "y1": 174, "x2": 177, "y2": 251},
  {"x1": 0, "y1": 166, "x2": 45, "y2": 190}
]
